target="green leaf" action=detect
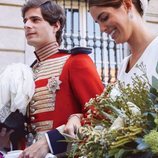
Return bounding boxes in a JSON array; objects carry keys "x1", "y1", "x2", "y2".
[
  {"x1": 149, "y1": 93, "x2": 157, "y2": 102},
  {"x1": 150, "y1": 87, "x2": 158, "y2": 96},
  {"x1": 152, "y1": 76, "x2": 158, "y2": 90},
  {"x1": 115, "y1": 149, "x2": 126, "y2": 158},
  {"x1": 108, "y1": 148, "x2": 120, "y2": 157}
]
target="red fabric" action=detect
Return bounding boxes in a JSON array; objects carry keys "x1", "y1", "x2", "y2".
[{"x1": 31, "y1": 52, "x2": 104, "y2": 129}]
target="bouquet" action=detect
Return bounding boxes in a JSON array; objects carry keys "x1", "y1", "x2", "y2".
[{"x1": 69, "y1": 65, "x2": 158, "y2": 158}]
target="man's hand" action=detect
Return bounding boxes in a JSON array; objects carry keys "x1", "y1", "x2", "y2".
[
  {"x1": 64, "y1": 114, "x2": 82, "y2": 137},
  {"x1": 18, "y1": 136, "x2": 49, "y2": 158},
  {"x1": 0, "y1": 127, "x2": 14, "y2": 149}
]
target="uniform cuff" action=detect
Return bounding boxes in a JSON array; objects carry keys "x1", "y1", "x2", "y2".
[
  {"x1": 45, "y1": 133, "x2": 53, "y2": 154},
  {"x1": 46, "y1": 129, "x2": 68, "y2": 155}
]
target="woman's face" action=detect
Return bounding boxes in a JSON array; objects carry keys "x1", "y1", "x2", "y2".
[{"x1": 89, "y1": 4, "x2": 133, "y2": 44}]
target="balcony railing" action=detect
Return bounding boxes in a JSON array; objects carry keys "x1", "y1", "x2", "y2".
[{"x1": 56, "y1": 0, "x2": 127, "y2": 83}]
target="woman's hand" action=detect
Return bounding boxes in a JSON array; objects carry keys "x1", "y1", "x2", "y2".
[
  {"x1": 64, "y1": 113, "x2": 82, "y2": 137},
  {"x1": 18, "y1": 136, "x2": 49, "y2": 158},
  {"x1": 0, "y1": 127, "x2": 14, "y2": 149}
]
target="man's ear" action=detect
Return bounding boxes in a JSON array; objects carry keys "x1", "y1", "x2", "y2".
[
  {"x1": 122, "y1": 0, "x2": 132, "y2": 12},
  {"x1": 52, "y1": 21, "x2": 61, "y2": 33}
]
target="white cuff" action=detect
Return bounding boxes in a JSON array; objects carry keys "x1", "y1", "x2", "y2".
[{"x1": 45, "y1": 133, "x2": 54, "y2": 154}]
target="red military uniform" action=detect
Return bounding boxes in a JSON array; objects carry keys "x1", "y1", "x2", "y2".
[{"x1": 27, "y1": 42, "x2": 104, "y2": 140}]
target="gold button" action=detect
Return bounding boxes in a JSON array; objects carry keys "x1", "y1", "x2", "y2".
[
  {"x1": 30, "y1": 100, "x2": 35, "y2": 104},
  {"x1": 30, "y1": 108, "x2": 36, "y2": 113},
  {"x1": 24, "y1": 122, "x2": 28, "y2": 127},
  {"x1": 31, "y1": 117, "x2": 35, "y2": 121},
  {"x1": 31, "y1": 124, "x2": 36, "y2": 129},
  {"x1": 35, "y1": 69, "x2": 39, "y2": 73}
]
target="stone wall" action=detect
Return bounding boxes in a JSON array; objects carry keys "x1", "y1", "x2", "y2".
[
  {"x1": 146, "y1": 0, "x2": 158, "y2": 34},
  {"x1": 0, "y1": 0, "x2": 35, "y2": 73}
]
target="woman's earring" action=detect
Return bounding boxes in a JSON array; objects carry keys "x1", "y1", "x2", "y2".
[{"x1": 128, "y1": 11, "x2": 133, "y2": 19}]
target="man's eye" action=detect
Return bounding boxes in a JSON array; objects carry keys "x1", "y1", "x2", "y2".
[
  {"x1": 32, "y1": 18, "x2": 41, "y2": 23},
  {"x1": 33, "y1": 19, "x2": 38, "y2": 22},
  {"x1": 23, "y1": 19, "x2": 27, "y2": 24}
]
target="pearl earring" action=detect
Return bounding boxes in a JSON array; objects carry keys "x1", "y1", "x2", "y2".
[{"x1": 128, "y1": 11, "x2": 133, "y2": 19}]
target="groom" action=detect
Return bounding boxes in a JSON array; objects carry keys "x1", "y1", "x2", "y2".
[{"x1": 19, "y1": 0, "x2": 104, "y2": 157}]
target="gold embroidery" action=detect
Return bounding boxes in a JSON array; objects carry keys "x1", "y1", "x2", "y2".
[
  {"x1": 40, "y1": 55, "x2": 70, "y2": 65},
  {"x1": 36, "y1": 67, "x2": 62, "y2": 75},
  {"x1": 38, "y1": 61, "x2": 66, "y2": 70},
  {"x1": 29, "y1": 55, "x2": 70, "y2": 118},
  {"x1": 33, "y1": 90, "x2": 50, "y2": 97},
  {"x1": 35, "y1": 87, "x2": 48, "y2": 93},
  {"x1": 35, "y1": 72, "x2": 60, "y2": 81},
  {"x1": 30, "y1": 99, "x2": 54, "y2": 107},
  {"x1": 33, "y1": 107, "x2": 55, "y2": 114},
  {"x1": 30, "y1": 102, "x2": 55, "y2": 110},
  {"x1": 31, "y1": 120, "x2": 53, "y2": 132},
  {"x1": 33, "y1": 94, "x2": 55, "y2": 101}
]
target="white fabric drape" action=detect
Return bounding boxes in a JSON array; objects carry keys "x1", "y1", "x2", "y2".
[{"x1": 0, "y1": 63, "x2": 35, "y2": 123}]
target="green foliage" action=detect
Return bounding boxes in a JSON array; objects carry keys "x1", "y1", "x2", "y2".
[
  {"x1": 144, "y1": 130, "x2": 158, "y2": 154},
  {"x1": 69, "y1": 65, "x2": 158, "y2": 158}
]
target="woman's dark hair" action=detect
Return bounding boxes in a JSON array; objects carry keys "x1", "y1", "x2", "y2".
[
  {"x1": 88, "y1": 0, "x2": 144, "y2": 16},
  {"x1": 22, "y1": 0, "x2": 66, "y2": 45}
]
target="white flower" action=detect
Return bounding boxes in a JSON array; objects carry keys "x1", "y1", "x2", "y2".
[
  {"x1": 109, "y1": 116, "x2": 124, "y2": 131},
  {"x1": 127, "y1": 102, "x2": 141, "y2": 115},
  {"x1": 94, "y1": 125, "x2": 104, "y2": 131},
  {"x1": 110, "y1": 86, "x2": 121, "y2": 100}
]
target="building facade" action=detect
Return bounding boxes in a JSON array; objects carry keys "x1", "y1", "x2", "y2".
[{"x1": 0, "y1": 0, "x2": 158, "y2": 82}]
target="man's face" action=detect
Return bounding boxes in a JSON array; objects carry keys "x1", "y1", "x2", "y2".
[{"x1": 23, "y1": 7, "x2": 56, "y2": 49}]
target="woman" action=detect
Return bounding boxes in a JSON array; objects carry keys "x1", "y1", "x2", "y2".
[
  {"x1": 89, "y1": 0, "x2": 158, "y2": 86},
  {"x1": 88, "y1": 0, "x2": 158, "y2": 157}
]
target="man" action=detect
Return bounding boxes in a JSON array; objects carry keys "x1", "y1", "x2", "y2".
[{"x1": 19, "y1": 0, "x2": 104, "y2": 157}]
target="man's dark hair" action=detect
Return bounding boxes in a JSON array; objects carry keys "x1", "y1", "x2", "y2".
[{"x1": 22, "y1": 0, "x2": 66, "y2": 45}]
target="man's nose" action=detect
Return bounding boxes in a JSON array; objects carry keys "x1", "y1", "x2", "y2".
[{"x1": 24, "y1": 20, "x2": 32, "y2": 29}]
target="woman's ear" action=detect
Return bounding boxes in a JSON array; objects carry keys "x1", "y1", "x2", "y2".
[{"x1": 122, "y1": 0, "x2": 132, "y2": 12}]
